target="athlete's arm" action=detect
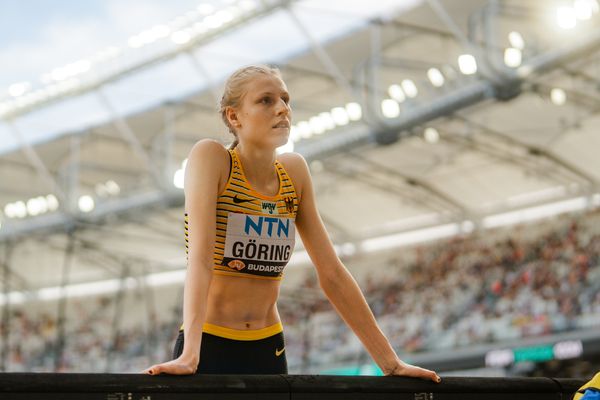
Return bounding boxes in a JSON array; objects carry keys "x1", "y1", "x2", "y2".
[
  {"x1": 143, "y1": 139, "x2": 226, "y2": 375},
  {"x1": 289, "y1": 153, "x2": 440, "y2": 382}
]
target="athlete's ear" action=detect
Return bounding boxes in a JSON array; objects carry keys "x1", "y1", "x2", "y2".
[{"x1": 226, "y1": 106, "x2": 241, "y2": 128}]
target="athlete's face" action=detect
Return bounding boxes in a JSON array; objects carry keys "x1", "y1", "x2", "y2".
[{"x1": 232, "y1": 74, "x2": 291, "y2": 149}]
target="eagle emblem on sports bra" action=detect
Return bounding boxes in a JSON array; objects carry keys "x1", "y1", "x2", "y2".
[{"x1": 284, "y1": 196, "x2": 294, "y2": 214}]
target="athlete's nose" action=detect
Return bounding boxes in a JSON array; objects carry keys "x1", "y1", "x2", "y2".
[{"x1": 276, "y1": 98, "x2": 291, "y2": 117}]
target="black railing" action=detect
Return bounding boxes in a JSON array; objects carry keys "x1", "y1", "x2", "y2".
[{"x1": 0, "y1": 373, "x2": 583, "y2": 400}]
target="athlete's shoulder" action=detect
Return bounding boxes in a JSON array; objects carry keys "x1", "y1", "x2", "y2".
[
  {"x1": 277, "y1": 151, "x2": 309, "y2": 175},
  {"x1": 189, "y1": 138, "x2": 228, "y2": 159},
  {"x1": 185, "y1": 139, "x2": 230, "y2": 186}
]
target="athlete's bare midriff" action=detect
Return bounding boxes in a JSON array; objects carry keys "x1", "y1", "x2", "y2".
[{"x1": 204, "y1": 273, "x2": 282, "y2": 330}]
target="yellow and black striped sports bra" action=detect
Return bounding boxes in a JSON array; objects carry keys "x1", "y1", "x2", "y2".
[{"x1": 185, "y1": 147, "x2": 298, "y2": 280}]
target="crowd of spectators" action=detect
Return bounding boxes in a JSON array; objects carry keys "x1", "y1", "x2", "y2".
[{"x1": 0, "y1": 209, "x2": 599, "y2": 374}]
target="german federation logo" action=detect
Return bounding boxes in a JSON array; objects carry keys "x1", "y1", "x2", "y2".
[{"x1": 283, "y1": 196, "x2": 294, "y2": 214}]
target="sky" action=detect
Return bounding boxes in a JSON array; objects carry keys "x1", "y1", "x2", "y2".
[{"x1": 0, "y1": 0, "x2": 421, "y2": 154}]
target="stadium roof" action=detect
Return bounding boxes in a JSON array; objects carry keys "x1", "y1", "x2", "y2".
[{"x1": 1, "y1": 0, "x2": 600, "y2": 299}]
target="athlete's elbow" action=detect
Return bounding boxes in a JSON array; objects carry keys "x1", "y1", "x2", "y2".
[{"x1": 316, "y1": 260, "x2": 345, "y2": 292}]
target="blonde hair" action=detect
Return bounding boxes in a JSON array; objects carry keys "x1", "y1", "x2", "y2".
[{"x1": 219, "y1": 65, "x2": 282, "y2": 149}]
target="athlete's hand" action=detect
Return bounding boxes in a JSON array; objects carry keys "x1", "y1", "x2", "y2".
[
  {"x1": 384, "y1": 361, "x2": 441, "y2": 383},
  {"x1": 142, "y1": 356, "x2": 198, "y2": 375}
]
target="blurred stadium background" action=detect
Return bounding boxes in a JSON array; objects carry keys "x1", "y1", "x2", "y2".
[{"x1": 0, "y1": 0, "x2": 599, "y2": 379}]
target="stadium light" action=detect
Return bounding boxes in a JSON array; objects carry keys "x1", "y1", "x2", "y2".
[
  {"x1": 319, "y1": 112, "x2": 335, "y2": 131},
  {"x1": 483, "y1": 196, "x2": 588, "y2": 228},
  {"x1": 346, "y1": 102, "x2": 362, "y2": 121},
  {"x1": 557, "y1": 6, "x2": 577, "y2": 29},
  {"x1": 8, "y1": 82, "x2": 31, "y2": 97},
  {"x1": 297, "y1": 121, "x2": 313, "y2": 139},
  {"x1": 309, "y1": 116, "x2": 326, "y2": 135},
  {"x1": 171, "y1": 30, "x2": 192, "y2": 45},
  {"x1": 508, "y1": 31, "x2": 525, "y2": 50},
  {"x1": 424, "y1": 127, "x2": 440, "y2": 143},
  {"x1": 427, "y1": 67, "x2": 445, "y2": 87},
  {"x1": 289, "y1": 126, "x2": 301, "y2": 142},
  {"x1": 381, "y1": 99, "x2": 400, "y2": 118},
  {"x1": 46, "y1": 194, "x2": 59, "y2": 211},
  {"x1": 574, "y1": 0, "x2": 599, "y2": 20},
  {"x1": 458, "y1": 54, "x2": 478, "y2": 75},
  {"x1": 388, "y1": 84, "x2": 406, "y2": 103},
  {"x1": 197, "y1": 3, "x2": 215, "y2": 15},
  {"x1": 361, "y1": 223, "x2": 460, "y2": 253},
  {"x1": 78, "y1": 195, "x2": 95, "y2": 213},
  {"x1": 238, "y1": 0, "x2": 258, "y2": 12},
  {"x1": 331, "y1": 106, "x2": 350, "y2": 126},
  {"x1": 401, "y1": 79, "x2": 418, "y2": 98},
  {"x1": 551, "y1": 88, "x2": 567, "y2": 105},
  {"x1": 173, "y1": 169, "x2": 185, "y2": 189},
  {"x1": 504, "y1": 47, "x2": 522, "y2": 67}
]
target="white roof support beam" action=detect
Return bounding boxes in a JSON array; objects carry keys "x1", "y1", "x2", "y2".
[
  {"x1": 285, "y1": 5, "x2": 357, "y2": 99},
  {"x1": 96, "y1": 90, "x2": 164, "y2": 188},
  {"x1": 5, "y1": 122, "x2": 68, "y2": 205}
]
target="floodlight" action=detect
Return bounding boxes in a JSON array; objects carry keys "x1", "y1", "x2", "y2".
[
  {"x1": 309, "y1": 116, "x2": 326, "y2": 134},
  {"x1": 27, "y1": 198, "x2": 43, "y2": 216},
  {"x1": 424, "y1": 127, "x2": 439, "y2": 143},
  {"x1": 152, "y1": 25, "x2": 171, "y2": 39},
  {"x1": 128, "y1": 35, "x2": 143, "y2": 48},
  {"x1": 215, "y1": 9, "x2": 234, "y2": 24},
  {"x1": 427, "y1": 68, "x2": 445, "y2": 87},
  {"x1": 388, "y1": 84, "x2": 405, "y2": 102},
  {"x1": 289, "y1": 126, "x2": 301, "y2": 142},
  {"x1": 345, "y1": 102, "x2": 362, "y2": 121},
  {"x1": 458, "y1": 54, "x2": 477, "y2": 75},
  {"x1": 171, "y1": 30, "x2": 191, "y2": 45},
  {"x1": 51, "y1": 67, "x2": 68, "y2": 81},
  {"x1": 504, "y1": 48, "x2": 522, "y2": 67},
  {"x1": 401, "y1": 79, "x2": 418, "y2": 98},
  {"x1": 4, "y1": 203, "x2": 15, "y2": 219},
  {"x1": 105, "y1": 180, "x2": 120, "y2": 195},
  {"x1": 46, "y1": 195, "x2": 59, "y2": 211},
  {"x1": 197, "y1": 3, "x2": 215, "y2": 15},
  {"x1": 331, "y1": 106, "x2": 350, "y2": 126},
  {"x1": 551, "y1": 88, "x2": 567, "y2": 105},
  {"x1": 508, "y1": 31, "x2": 525, "y2": 49},
  {"x1": 204, "y1": 15, "x2": 223, "y2": 29},
  {"x1": 574, "y1": 0, "x2": 599, "y2": 20},
  {"x1": 319, "y1": 112, "x2": 335, "y2": 130},
  {"x1": 381, "y1": 99, "x2": 400, "y2": 118},
  {"x1": 78, "y1": 195, "x2": 95, "y2": 213},
  {"x1": 8, "y1": 82, "x2": 30, "y2": 97},
  {"x1": 557, "y1": 7, "x2": 577, "y2": 29},
  {"x1": 238, "y1": 0, "x2": 258, "y2": 12},
  {"x1": 297, "y1": 121, "x2": 313, "y2": 139},
  {"x1": 173, "y1": 169, "x2": 185, "y2": 189}
]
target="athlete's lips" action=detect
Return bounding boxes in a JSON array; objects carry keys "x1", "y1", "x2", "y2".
[{"x1": 272, "y1": 120, "x2": 290, "y2": 128}]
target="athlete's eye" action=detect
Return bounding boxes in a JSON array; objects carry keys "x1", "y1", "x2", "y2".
[{"x1": 260, "y1": 96, "x2": 272, "y2": 104}]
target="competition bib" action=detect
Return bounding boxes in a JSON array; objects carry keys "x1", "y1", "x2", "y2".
[{"x1": 221, "y1": 212, "x2": 295, "y2": 277}]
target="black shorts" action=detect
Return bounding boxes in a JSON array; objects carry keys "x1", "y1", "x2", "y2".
[{"x1": 173, "y1": 324, "x2": 288, "y2": 374}]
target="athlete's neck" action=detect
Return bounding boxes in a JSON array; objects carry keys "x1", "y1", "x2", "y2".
[{"x1": 235, "y1": 144, "x2": 278, "y2": 188}]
